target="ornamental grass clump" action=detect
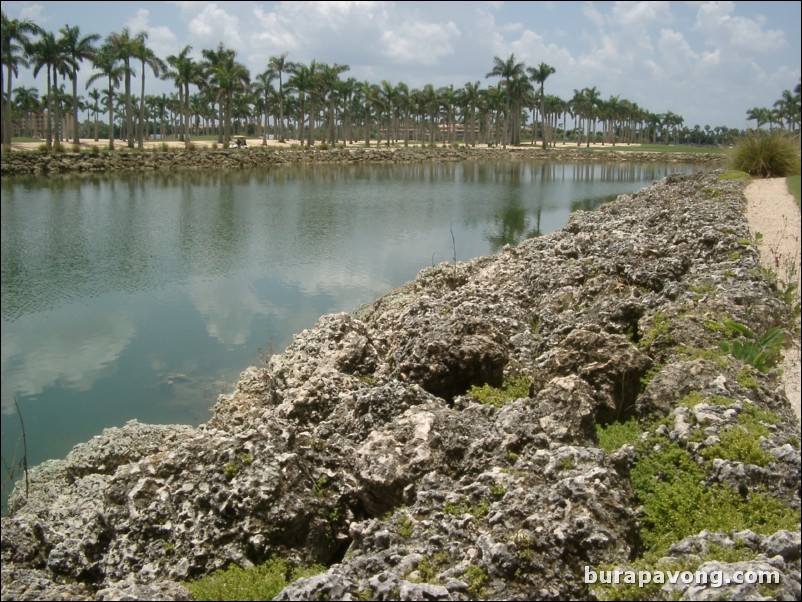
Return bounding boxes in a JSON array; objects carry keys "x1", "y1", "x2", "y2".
[{"x1": 728, "y1": 130, "x2": 801, "y2": 177}]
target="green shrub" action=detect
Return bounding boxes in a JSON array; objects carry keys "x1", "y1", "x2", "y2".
[
  {"x1": 464, "y1": 565, "x2": 490, "y2": 599},
  {"x1": 737, "y1": 366, "x2": 759, "y2": 388},
  {"x1": 186, "y1": 557, "x2": 325, "y2": 601},
  {"x1": 718, "y1": 320, "x2": 786, "y2": 373},
  {"x1": 444, "y1": 497, "x2": 490, "y2": 518},
  {"x1": 704, "y1": 404, "x2": 782, "y2": 467},
  {"x1": 729, "y1": 130, "x2": 801, "y2": 177},
  {"x1": 595, "y1": 417, "x2": 641, "y2": 453},
  {"x1": 467, "y1": 375, "x2": 530, "y2": 407},
  {"x1": 631, "y1": 435, "x2": 797, "y2": 556}
]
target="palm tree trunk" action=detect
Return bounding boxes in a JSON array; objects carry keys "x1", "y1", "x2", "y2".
[
  {"x1": 45, "y1": 68, "x2": 53, "y2": 150},
  {"x1": 108, "y1": 86, "x2": 115, "y2": 150},
  {"x1": 72, "y1": 75, "x2": 81, "y2": 146}
]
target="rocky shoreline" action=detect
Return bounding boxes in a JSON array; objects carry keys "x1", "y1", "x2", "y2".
[
  {"x1": 0, "y1": 145, "x2": 727, "y2": 176},
  {"x1": 1, "y1": 170, "x2": 799, "y2": 601}
]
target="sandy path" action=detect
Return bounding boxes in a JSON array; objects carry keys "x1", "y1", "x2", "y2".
[{"x1": 744, "y1": 178, "x2": 801, "y2": 424}]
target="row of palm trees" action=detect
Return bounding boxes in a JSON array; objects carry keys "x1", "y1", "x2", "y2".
[
  {"x1": 4, "y1": 11, "x2": 791, "y2": 154},
  {"x1": 746, "y1": 83, "x2": 802, "y2": 132}
]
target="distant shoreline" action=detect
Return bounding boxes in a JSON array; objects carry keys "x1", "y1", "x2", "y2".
[{"x1": 1, "y1": 141, "x2": 727, "y2": 176}]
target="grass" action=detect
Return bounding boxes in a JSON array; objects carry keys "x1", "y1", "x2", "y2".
[
  {"x1": 467, "y1": 374, "x2": 530, "y2": 407},
  {"x1": 717, "y1": 169, "x2": 751, "y2": 181},
  {"x1": 598, "y1": 144, "x2": 729, "y2": 154},
  {"x1": 630, "y1": 434, "x2": 797, "y2": 557},
  {"x1": 186, "y1": 556, "x2": 325, "y2": 601},
  {"x1": 594, "y1": 403, "x2": 798, "y2": 568},
  {"x1": 728, "y1": 130, "x2": 801, "y2": 177},
  {"x1": 595, "y1": 417, "x2": 641, "y2": 452},
  {"x1": 787, "y1": 175, "x2": 801, "y2": 208}
]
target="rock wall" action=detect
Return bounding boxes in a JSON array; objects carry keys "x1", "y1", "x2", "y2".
[
  {"x1": 0, "y1": 145, "x2": 726, "y2": 176},
  {"x1": 1, "y1": 170, "x2": 798, "y2": 601}
]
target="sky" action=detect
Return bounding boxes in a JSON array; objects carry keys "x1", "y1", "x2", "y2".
[{"x1": 3, "y1": 1, "x2": 800, "y2": 130}]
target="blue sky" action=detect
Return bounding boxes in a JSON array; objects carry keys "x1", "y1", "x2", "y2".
[{"x1": 4, "y1": 1, "x2": 800, "y2": 129}]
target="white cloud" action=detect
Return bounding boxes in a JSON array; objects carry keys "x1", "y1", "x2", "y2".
[
  {"x1": 582, "y1": 1, "x2": 605, "y2": 29},
  {"x1": 381, "y1": 21, "x2": 461, "y2": 65},
  {"x1": 125, "y1": 9, "x2": 179, "y2": 60},
  {"x1": 693, "y1": 0, "x2": 786, "y2": 54},
  {"x1": 657, "y1": 28, "x2": 699, "y2": 72},
  {"x1": 611, "y1": 1, "x2": 672, "y2": 28},
  {"x1": 187, "y1": 2, "x2": 242, "y2": 46},
  {"x1": 252, "y1": 5, "x2": 300, "y2": 51},
  {"x1": 19, "y1": 3, "x2": 44, "y2": 22}
]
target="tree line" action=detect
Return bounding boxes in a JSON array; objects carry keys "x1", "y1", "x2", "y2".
[{"x1": 3, "y1": 11, "x2": 800, "y2": 153}]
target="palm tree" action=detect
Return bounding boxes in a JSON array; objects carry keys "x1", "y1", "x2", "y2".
[
  {"x1": 13, "y1": 85, "x2": 39, "y2": 138},
  {"x1": 486, "y1": 53, "x2": 525, "y2": 148},
  {"x1": 150, "y1": 93, "x2": 169, "y2": 140},
  {"x1": 106, "y1": 28, "x2": 138, "y2": 147},
  {"x1": 321, "y1": 63, "x2": 349, "y2": 144},
  {"x1": 86, "y1": 43, "x2": 123, "y2": 149},
  {"x1": 132, "y1": 32, "x2": 166, "y2": 149},
  {"x1": 338, "y1": 77, "x2": 358, "y2": 145},
  {"x1": 288, "y1": 62, "x2": 319, "y2": 147},
  {"x1": 460, "y1": 81, "x2": 481, "y2": 147},
  {"x1": 268, "y1": 52, "x2": 294, "y2": 143},
  {"x1": 2, "y1": 11, "x2": 41, "y2": 149},
  {"x1": 166, "y1": 45, "x2": 198, "y2": 147},
  {"x1": 395, "y1": 81, "x2": 411, "y2": 147},
  {"x1": 483, "y1": 84, "x2": 505, "y2": 146},
  {"x1": 508, "y1": 73, "x2": 533, "y2": 146},
  {"x1": 200, "y1": 43, "x2": 230, "y2": 142},
  {"x1": 86, "y1": 87, "x2": 101, "y2": 140},
  {"x1": 59, "y1": 25, "x2": 99, "y2": 146},
  {"x1": 32, "y1": 30, "x2": 72, "y2": 148},
  {"x1": 206, "y1": 45, "x2": 249, "y2": 147},
  {"x1": 598, "y1": 95, "x2": 621, "y2": 145},
  {"x1": 745, "y1": 106, "x2": 765, "y2": 130},
  {"x1": 231, "y1": 90, "x2": 253, "y2": 135},
  {"x1": 439, "y1": 84, "x2": 459, "y2": 145},
  {"x1": 358, "y1": 80, "x2": 382, "y2": 146},
  {"x1": 253, "y1": 69, "x2": 275, "y2": 144},
  {"x1": 419, "y1": 83, "x2": 439, "y2": 145},
  {"x1": 527, "y1": 62, "x2": 556, "y2": 149},
  {"x1": 379, "y1": 80, "x2": 399, "y2": 145},
  {"x1": 774, "y1": 89, "x2": 799, "y2": 132},
  {"x1": 543, "y1": 94, "x2": 567, "y2": 147},
  {"x1": 571, "y1": 86, "x2": 601, "y2": 147}
]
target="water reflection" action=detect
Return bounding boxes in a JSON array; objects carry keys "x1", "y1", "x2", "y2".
[
  {"x1": 1, "y1": 304, "x2": 135, "y2": 406},
  {"x1": 1, "y1": 159, "x2": 703, "y2": 513}
]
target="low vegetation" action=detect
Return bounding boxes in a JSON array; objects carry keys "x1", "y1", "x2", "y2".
[
  {"x1": 467, "y1": 374, "x2": 531, "y2": 407},
  {"x1": 728, "y1": 130, "x2": 801, "y2": 177},
  {"x1": 185, "y1": 556, "x2": 325, "y2": 601},
  {"x1": 717, "y1": 320, "x2": 787, "y2": 373},
  {"x1": 594, "y1": 399, "x2": 799, "y2": 600}
]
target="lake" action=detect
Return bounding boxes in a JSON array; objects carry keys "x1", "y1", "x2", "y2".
[{"x1": 0, "y1": 159, "x2": 702, "y2": 511}]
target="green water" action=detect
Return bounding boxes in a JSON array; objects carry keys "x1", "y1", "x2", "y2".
[{"x1": 0, "y1": 159, "x2": 701, "y2": 511}]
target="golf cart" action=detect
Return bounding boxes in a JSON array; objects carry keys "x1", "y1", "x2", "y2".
[{"x1": 229, "y1": 136, "x2": 247, "y2": 149}]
